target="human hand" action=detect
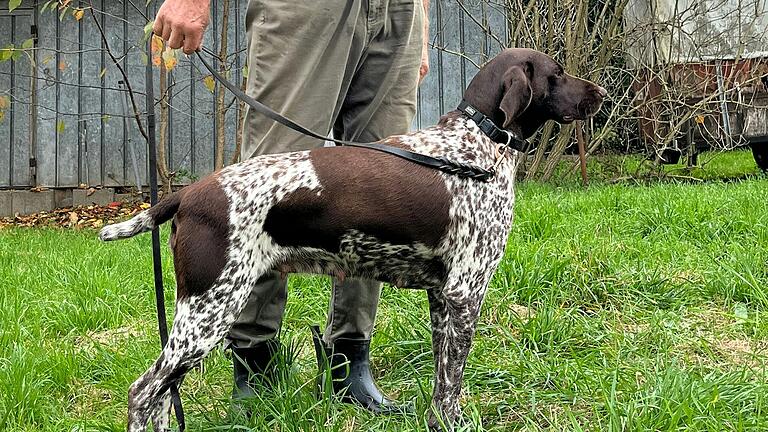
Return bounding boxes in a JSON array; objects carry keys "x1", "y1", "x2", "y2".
[{"x1": 153, "y1": 0, "x2": 211, "y2": 55}]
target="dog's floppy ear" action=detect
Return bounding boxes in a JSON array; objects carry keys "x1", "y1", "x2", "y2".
[{"x1": 499, "y1": 64, "x2": 533, "y2": 128}]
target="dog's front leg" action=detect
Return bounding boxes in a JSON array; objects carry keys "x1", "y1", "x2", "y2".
[
  {"x1": 149, "y1": 392, "x2": 171, "y2": 432},
  {"x1": 426, "y1": 282, "x2": 486, "y2": 431}
]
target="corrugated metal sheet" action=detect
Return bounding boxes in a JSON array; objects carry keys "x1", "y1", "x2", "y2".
[
  {"x1": 624, "y1": 0, "x2": 768, "y2": 66},
  {"x1": 0, "y1": 7, "x2": 33, "y2": 188},
  {"x1": 0, "y1": 0, "x2": 507, "y2": 189}
]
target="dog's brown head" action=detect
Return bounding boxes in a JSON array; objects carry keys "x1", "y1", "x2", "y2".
[{"x1": 463, "y1": 48, "x2": 606, "y2": 138}]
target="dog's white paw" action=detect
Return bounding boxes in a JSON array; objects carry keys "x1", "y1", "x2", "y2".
[{"x1": 99, "y1": 225, "x2": 120, "y2": 241}]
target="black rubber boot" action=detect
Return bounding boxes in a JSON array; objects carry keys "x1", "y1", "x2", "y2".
[
  {"x1": 311, "y1": 325, "x2": 410, "y2": 414},
  {"x1": 231, "y1": 339, "x2": 281, "y2": 400}
]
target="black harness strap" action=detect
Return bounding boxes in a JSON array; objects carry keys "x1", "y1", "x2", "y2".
[{"x1": 195, "y1": 51, "x2": 502, "y2": 182}]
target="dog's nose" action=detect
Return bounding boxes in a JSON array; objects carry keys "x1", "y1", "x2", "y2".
[{"x1": 596, "y1": 86, "x2": 608, "y2": 98}]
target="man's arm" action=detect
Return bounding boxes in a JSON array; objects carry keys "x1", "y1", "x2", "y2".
[
  {"x1": 153, "y1": 0, "x2": 211, "y2": 54},
  {"x1": 420, "y1": 0, "x2": 430, "y2": 83}
]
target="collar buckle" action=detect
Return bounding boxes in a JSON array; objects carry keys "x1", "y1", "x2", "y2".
[{"x1": 477, "y1": 117, "x2": 496, "y2": 132}]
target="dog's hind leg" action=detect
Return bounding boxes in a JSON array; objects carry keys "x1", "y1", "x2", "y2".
[
  {"x1": 126, "y1": 276, "x2": 255, "y2": 432},
  {"x1": 426, "y1": 274, "x2": 490, "y2": 431}
]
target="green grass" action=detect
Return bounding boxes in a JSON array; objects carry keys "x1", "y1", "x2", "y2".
[
  {"x1": 2, "y1": 153, "x2": 768, "y2": 431},
  {"x1": 552, "y1": 148, "x2": 762, "y2": 184}
]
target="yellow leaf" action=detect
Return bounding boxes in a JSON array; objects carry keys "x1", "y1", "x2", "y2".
[
  {"x1": 162, "y1": 47, "x2": 177, "y2": 70},
  {"x1": 58, "y1": 60, "x2": 67, "y2": 71},
  {"x1": 59, "y1": 0, "x2": 72, "y2": 9},
  {"x1": 152, "y1": 55, "x2": 161, "y2": 67},
  {"x1": 695, "y1": 115, "x2": 705, "y2": 125},
  {"x1": 151, "y1": 35, "x2": 163, "y2": 54},
  {"x1": 0, "y1": 95, "x2": 8, "y2": 110},
  {"x1": 0, "y1": 111, "x2": 4, "y2": 123},
  {"x1": 56, "y1": 120, "x2": 65, "y2": 134},
  {"x1": 164, "y1": 56, "x2": 177, "y2": 70},
  {"x1": 99, "y1": 68, "x2": 107, "y2": 78},
  {"x1": 73, "y1": 8, "x2": 84, "y2": 21},
  {"x1": 140, "y1": 203, "x2": 151, "y2": 209},
  {"x1": 203, "y1": 75, "x2": 216, "y2": 93}
]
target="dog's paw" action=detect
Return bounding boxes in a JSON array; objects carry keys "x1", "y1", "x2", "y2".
[{"x1": 99, "y1": 225, "x2": 119, "y2": 241}]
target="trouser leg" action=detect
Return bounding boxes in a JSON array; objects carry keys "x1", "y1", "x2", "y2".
[
  {"x1": 227, "y1": 271, "x2": 287, "y2": 348},
  {"x1": 323, "y1": 278, "x2": 381, "y2": 343}
]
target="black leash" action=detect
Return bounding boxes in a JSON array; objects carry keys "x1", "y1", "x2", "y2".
[
  {"x1": 146, "y1": 34, "x2": 186, "y2": 431},
  {"x1": 195, "y1": 51, "x2": 527, "y2": 182}
]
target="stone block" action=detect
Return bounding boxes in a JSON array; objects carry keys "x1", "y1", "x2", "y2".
[
  {"x1": 0, "y1": 191, "x2": 12, "y2": 217},
  {"x1": 54, "y1": 189, "x2": 73, "y2": 208},
  {"x1": 11, "y1": 190, "x2": 56, "y2": 215},
  {"x1": 73, "y1": 188, "x2": 115, "y2": 207},
  {"x1": 115, "y1": 192, "x2": 142, "y2": 203}
]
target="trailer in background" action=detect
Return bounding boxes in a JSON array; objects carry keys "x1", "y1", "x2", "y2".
[{"x1": 624, "y1": 0, "x2": 768, "y2": 169}]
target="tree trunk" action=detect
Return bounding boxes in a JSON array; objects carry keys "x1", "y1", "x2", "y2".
[
  {"x1": 230, "y1": 73, "x2": 247, "y2": 165},
  {"x1": 157, "y1": 61, "x2": 172, "y2": 194},
  {"x1": 214, "y1": 0, "x2": 230, "y2": 170}
]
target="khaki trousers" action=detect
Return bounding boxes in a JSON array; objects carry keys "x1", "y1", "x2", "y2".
[{"x1": 227, "y1": 0, "x2": 423, "y2": 347}]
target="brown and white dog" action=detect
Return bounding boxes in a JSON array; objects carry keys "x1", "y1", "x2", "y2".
[{"x1": 100, "y1": 48, "x2": 605, "y2": 431}]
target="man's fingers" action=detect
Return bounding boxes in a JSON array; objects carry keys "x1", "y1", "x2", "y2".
[
  {"x1": 183, "y1": 32, "x2": 203, "y2": 55},
  {"x1": 161, "y1": 25, "x2": 172, "y2": 44},
  {"x1": 152, "y1": 19, "x2": 164, "y2": 37},
  {"x1": 167, "y1": 28, "x2": 184, "y2": 50}
]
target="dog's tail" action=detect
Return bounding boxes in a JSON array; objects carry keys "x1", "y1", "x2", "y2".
[{"x1": 99, "y1": 193, "x2": 182, "y2": 241}]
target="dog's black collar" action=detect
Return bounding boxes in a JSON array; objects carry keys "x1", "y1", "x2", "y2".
[{"x1": 457, "y1": 100, "x2": 528, "y2": 152}]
